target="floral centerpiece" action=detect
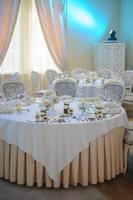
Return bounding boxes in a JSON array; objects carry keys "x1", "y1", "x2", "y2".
[
  {"x1": 78, "y1": 98, "x2": 88, "y2": 113},
  {"x1": 40, "y1": 90, "x2": 59, "y2": 109}
]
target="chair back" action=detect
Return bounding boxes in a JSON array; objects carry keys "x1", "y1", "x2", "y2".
[
  {"x1": 123, "y1": 70, "x2": 133, "y2": 89},
  {"x1": 2, "y1": 81, "x2": 26, "y2": 100},
  {"x1": 31, "y1": 71, "x2": 41, "y2": 92},
  {"x1": 97, "y1": 68, "x2": 113, "y2": 79},
  {"x1": 103, "y1": 81, "x2": 125, "y2": 102},
  {"x1": 46, "y1": 69, "x2": 57, "y2": 83},
  {"x1": 130, "y1": 80, "x2": 133, "y2": 93},
  {"x1": 54, "y1": 79, "x2": 77, "y2": 97},
  {"x1": 43, "y1": 90, "x2": 56, "y2": 99},
  {"x1": 11, "y1": 72, "x2": 20, "y2": 81},
  {"x1": 71, "y1": 68, "x2": 87, "y2": 76}
]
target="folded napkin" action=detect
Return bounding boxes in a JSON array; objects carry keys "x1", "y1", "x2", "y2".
[
  {"x1": 103, "y1": 102, "x2": 121, "y2": 108},
  {"x1": 123, "y1": 94, "x2": 133, "y2": 102},
  {"x1": 103, "y1": 107, "x2": 121, "y2": 114},
  {"x1": 0, "y1": 105, "x2": 14, "y2": 114},
  {"x1": 59, "y1": 95, "x2": 73, "y2": 101}
]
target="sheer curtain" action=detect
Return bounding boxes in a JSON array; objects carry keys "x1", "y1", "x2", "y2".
[
  {"x1": 35, "y1": 0, "x2": 68, "y2": 71},
  {"x1": 0, "y1": 0, "x2": 21, "y2": 66},
  {"x1": 30, "y1": 0, "x2": 58, "y2": 73},
  {"x1": 0, "y1": 1, "x2": 22, "y2": 74},
  {"x1": 0, "y1": 0, "x2": 58, "y2": 75}
]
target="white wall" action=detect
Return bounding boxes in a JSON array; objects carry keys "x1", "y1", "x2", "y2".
[
  {"x1": 120, "y1": 0, "x2": 133, "y2": 69},
  {"x1": 67, "y1": 0, "x2": 121, "y2": 71}
]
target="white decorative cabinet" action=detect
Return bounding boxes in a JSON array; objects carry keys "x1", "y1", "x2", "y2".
[{"x1": 93, "y1": 43, "x2": 125, "y2": 76}]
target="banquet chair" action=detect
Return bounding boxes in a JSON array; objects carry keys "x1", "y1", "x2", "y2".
[
  {"x1": 131, "y1": 80, "x2": 133, "y2": 93},
  {"x1": 54, "y1": 79, "x2": 77, "y2": 97},
  {"x1": 123, "y1": 71, "x2": 133, "y2": 173},
  {"x1": 45, "y1": 69, "x2": 57, "y2": 89},
  {"x1": 0, "y1": 74, "x2": 2, "y2": 87},
  {"x1": 123, "y1": 80, "x2": 133, "y2": 118},
  {"x1": 102, "y1": 81, "x2": 125, "y2": 103},
  {"x1": 2, "y1": 81, "x2": 26, "y2": 100},
  {"x1": 43, "y1": 89, "x2": 56, "y2": 99},
  {"x1": 42, "y1": 90, "x2": 59, "y2": 106},
  {"x1": 31, "y1": 71, "x2": 45, "y2": 97},
  {"x1": 123, "y1": 80, "x2": 133, "y2": 102},
  {"x1": 97, "y1": 68, "x2": 113, "y2": 79},
  {"x1": 123, "y1": 122, "x2": 133, "y2": 173},
  {"x1": 122, "y1": 70, "x2": 133, "y2": 91},
  {"x1": 71, "y1": 68, "x2": 87, "y2": 77},
  {"x1": 11, "y1": 72, "x2": 20, "y2": 81}
]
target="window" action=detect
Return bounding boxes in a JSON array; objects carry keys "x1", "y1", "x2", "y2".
[
  {"x1": 0, "y1": 7, "x2": 22, "y2": 74},
  {"x1": 0, "y1": 0, "x2": 58, "y2": 74}
]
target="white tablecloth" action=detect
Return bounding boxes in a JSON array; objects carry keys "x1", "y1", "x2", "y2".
[
  {"x1": 0, "y1": 101, "x2": 128, "y2": 181},
  {"x1": 76, "y1": 84, "x2": 102, "y2": 97},
  {"x1": 76, "y1": 79, "x2": 103, "y2": 97}
]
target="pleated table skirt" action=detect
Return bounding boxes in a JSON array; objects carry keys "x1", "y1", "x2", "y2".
[{"x1": 0, "y1": 127, "x2": 125, "y2": 188}]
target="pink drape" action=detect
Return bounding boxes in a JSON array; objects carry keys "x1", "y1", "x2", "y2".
[
  {"x1": 0, "y1": 0, "x2": 21, "y2": 65},
  {"x1": 35, "y1": 0, "x2": 68, "y2": 71}
]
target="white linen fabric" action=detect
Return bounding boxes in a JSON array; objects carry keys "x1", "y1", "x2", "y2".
[
  {"x1": 103, "y1": 81, "x2": 125, "y2": 102},
  {"x1": 0, "y1": 101, "x2": 128, "y2": 181},
  {"x1": 31, "y1": 71, "x2": 46, "y2": 97},
  {"x1": 76, "y1": 79, "x2": 118, "y2": 98},
  {"x1": 122, "y1": 70, "x2": 133, "y2": 89},
  {"x1": 76, "y1": 80, "x2": 102, "y2": 98},
  {"x1": 131, "y1": 80, "x2": 133, "y2": 92},
  {"x1": 54, "y1": 79, "x2": 77, "y2": 97},
  {"x1": 11, "y1": 72, "x2": 20, "y2": 81},
  {"x1": 123, "y1": 93, "x2": 133, "y2": 103},
  {"x1": 97, "y1": 68, "x2": 113, "y2": 79},
  {"x1": 45, "y1": 69, "x2": 58, "y2": 90},
  {"x1": 71, "y1": 68, "x2": 87, "y2": 80},
  {"x1": 2, "y1": 82, "x2": 26, "y2": 100},
  {"x1": 31, "y1": 71, "x2": 41, "y2": 92},
  {"x1": 71, "y1": 68, "x2": 87, "y2": 75}
]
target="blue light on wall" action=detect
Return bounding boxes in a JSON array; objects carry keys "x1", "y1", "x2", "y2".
[
  {"x1": 68, "y1": 0, "x2": 108, "y2": 40},
  {"x1": 71, "y1": 8, "x2": 95, "y2": 28}
]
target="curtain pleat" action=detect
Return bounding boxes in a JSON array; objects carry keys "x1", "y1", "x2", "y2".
[
  {"x1": 35, "y1": 0, "x2": 68, "y2": 71},
  {"x1": 0, "y1": 0, "x2": 21, "y2": 65}
]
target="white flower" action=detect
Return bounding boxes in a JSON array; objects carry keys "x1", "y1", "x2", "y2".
[
  {"x1": 42, "y1": 91, "x2": 59, "y2": 108},
  {"x1": 41, "y1": 99, "x2": 51, "y2": 108}
]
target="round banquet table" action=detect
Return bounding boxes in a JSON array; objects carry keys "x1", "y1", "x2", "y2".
[
  {"x1": 0, "y1": 100, "x2": 128, "y2": 188},
  {"x1": 76, "y1": 79, "x2": 104, "y2": 98},
  {"x1": 76, "y1": 83, "x2": 102, "y2": 98}
]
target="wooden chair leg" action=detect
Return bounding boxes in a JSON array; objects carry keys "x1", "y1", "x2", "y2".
[{"x1": 123, "y1": 144, "x2": 129, "y2": 173}]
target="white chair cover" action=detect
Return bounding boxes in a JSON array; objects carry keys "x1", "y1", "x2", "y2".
[
  {"x1": 31, "y1": 71, "x2": 41, "y2": 92},
  {"x1": 42, "y1": 90, "x2": 56, "y2": 101},
  {"x1": 122, "y1": 77, "x2": 133, "y2": 104},
  {"x1": 71, "y1": 68, "x2": 87, "y2": 77},
  {"x1": 54, "y1": 79, "x2": 77, "y2": 97},
  {"x1": 11, "y1": 72, "x2": 20, "y2": 81},
  {"x1": 122, "y1": 70, "x2": 133, "y2": 89},
  {"x1": 46, "y1": 69, "x2": 57, "y2": 89},
  {"x1": 103, "y1": 81, "x2": 125, "y2": 102},
  {"x1": 131, "y1": 80, "x2": 133, "y2": 92},
  {"x1": 31, "y1": 71, "x2": 46, "y2": 97},
  {"x1": 97, "y1": 68, "x2": 113, "y2": 79},
  {"x1": 59, "y1": 95, "x2": 73, "y2": 101},
  {"x1": 122, "y1": 79, "x2": 133, "y2": 119},
  {"x1": 0, "y1": 75, "x2": 2, "y2": 96},
  {"x1": 2, "y1": 81, "x2": 26, "y2": 100},
  {"x1": 123, "y1": 93, "x2": 133, "y2": 103}
]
